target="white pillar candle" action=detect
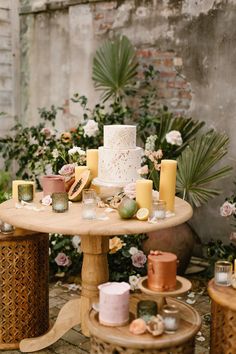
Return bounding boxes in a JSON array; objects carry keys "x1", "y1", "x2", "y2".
[
  {"x1": 215, "y1": 272, "x2": 228, "y2": 283},
  {"x1": 164, "y1": 317, "x2": 178, "y2": 331}
]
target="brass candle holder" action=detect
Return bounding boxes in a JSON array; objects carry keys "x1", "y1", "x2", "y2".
[{"x1": 137, "y1": 300, "x2": 158, "y2": 322}]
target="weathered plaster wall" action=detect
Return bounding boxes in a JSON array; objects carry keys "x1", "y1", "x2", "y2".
[
  {"x1": 19, "y1": 0, "x2": 236, "y2": 243},
  {"x1": 0, "y1": 0, "x2": 18, "y2": 136}
]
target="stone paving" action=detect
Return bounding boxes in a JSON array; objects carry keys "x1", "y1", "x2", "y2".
[{"x1": 4, "y1": 276, "x2": 211, "y2": 354}]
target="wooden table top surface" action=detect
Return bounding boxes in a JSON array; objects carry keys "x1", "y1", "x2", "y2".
[
  {"x1": 0, "y1": 193, "x2": 193, "y2": 237},
  {"x1": 208, "y1": 278, "x2": 236, "y2": 310}
]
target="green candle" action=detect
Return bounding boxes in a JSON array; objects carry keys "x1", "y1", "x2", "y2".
[
  {"x1": 52, "y1": 192, "x2": 69, "y2": 213},
  {"x1": 18, "y1": 184, "x2": 34, "y2": 202},
  {"x1": 137, "y1": 300, "x2": 158, "y2": 322}
]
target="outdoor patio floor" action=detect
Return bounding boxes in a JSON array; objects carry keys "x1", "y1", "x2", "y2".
[{"x1": 3, "y1": 274, "x2": 211, "y2": 354}]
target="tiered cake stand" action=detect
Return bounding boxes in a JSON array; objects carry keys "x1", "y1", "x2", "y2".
[{"x1": 138, "y1": 275, "x2": 192, "y2": 310}]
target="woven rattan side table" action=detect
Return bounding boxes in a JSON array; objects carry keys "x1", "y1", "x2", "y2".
[
  {"x1": 208, "y1": 278, "x2": 236, "y2": 354},
  {"x1": 87, "y1": 293, "x2": 201, "y2": 354},
  {"x1": 0, "y1": 228, "x2": 49, "y2": 350}
]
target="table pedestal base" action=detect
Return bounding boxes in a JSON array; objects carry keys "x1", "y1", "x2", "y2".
[{"x1": 20, "y1": 234, "x2": 109, "y2": 352}]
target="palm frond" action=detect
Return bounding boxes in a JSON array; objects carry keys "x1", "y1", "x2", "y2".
[
  {"x1": 92, "y1": 35, "x2": 138, "y2": 102},
  {"x1": 176, "y1": 130, "x2": 233, "y2": 207}
]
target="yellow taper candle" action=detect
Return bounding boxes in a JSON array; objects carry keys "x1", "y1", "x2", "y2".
[
  {"x1": 86, "y1": 149, "x2": 98, "y2": 179},
  {"x1": 75, "y1": 166, "x2": 89, "y2": 181},
  {"x1": 12, "y1": 180, "x2": 35, "y2": 200},
  {"x1": 136, "y1": 179, "x2": 153, "y2": 213},
  {"x1": 234, "y1": 259, "x2": 236, "y2": 274},
  {"x1": 159, "y1": 159, "x2": 177, "y2": 212}
]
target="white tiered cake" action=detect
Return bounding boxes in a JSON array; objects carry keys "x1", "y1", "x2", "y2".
[{"x1": 93, "y1": 125, "x2": 142, "y2": 196}]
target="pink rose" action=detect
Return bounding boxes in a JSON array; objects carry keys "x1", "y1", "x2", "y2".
[
  {"x1": 132, "y1": 250, "x2": 147, "y2": 268},
  {"x1": 137, "y1": 165, "x2": 149, "y2": 175},
  {"x1": 58, "y1": 163, "x2": 75, "y2": 177},
  {"x1": 55, "y1": 252, "x2": 71, "y2": 267},
  {"x1": 153, "y1": 149, "x2": 163, "y2": 159},
  {"x1": 230, "y1": 232, "x2": 236, "y2": 242},
  {"x1": 41, "y1": 127, "x2": 53, "y2": 139},
  {"x1": 220, "y1": 201, "x2": 236, "y2": 217}
]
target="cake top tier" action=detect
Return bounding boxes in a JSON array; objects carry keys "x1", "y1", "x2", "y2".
[{"x1": 104, "y1": 125, "x2": 136, "y2": 149}]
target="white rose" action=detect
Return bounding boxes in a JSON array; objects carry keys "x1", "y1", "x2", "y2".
[
  {"x1": 84, "y1": 120, "x2": 99, "y2": 137},
  {"x1": 129, "y1": 247, "x2": 139, "y2": 255},
  {"x1": 166, "y1": 130, "x2": 183, "y2": 146},
  {"x1": 129, "y1": 274, "x2": 140, "y2": 291},
  {"x1": 52, "y1": 149, "x2": 59, "y2": 159},
  {"x1": 220, "y1": 201, "x2": 236, "y2": 217},
  {"x1": 68, "y1": 146, "x2": 86, "y2": 156},
  {"x1": 41, "y1": 195, "x2": 52, "y2": 206},
  {"x1": 45, "y1": 164, "x2": 53, "y2": 175},
  {"x1": 72, "y1": 235, "x2": 81, "y2": 249}
]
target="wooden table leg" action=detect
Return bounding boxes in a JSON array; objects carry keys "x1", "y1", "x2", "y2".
[
  {"x1": 20, "y1": 234, "x2": 109, "y2": 351},
  {"x1": 80, "y1": 235, "x2": 110, "y2": 336}
]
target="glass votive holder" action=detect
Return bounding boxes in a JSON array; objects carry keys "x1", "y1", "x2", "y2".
[
  {"x1": 82, "y1": 189, "x2": 97, "y2": 220},
  {"x1": 214, "y1": 260, "x2": 232, "y2": 286},
  {"x1": 137, "y1": 300, "x2": 158, "y2": 323},
  {"x1": 162, "y1": 304, "x2": 180, "y2": 334},
  {"x1": 151, "y1": 200, "x2": 166, "y2": 221},
  {"x1": 52, "y1": 192, "x2": 69, "y2": 213},
  {"x1": 1, "y1": 222, "x2": 15, "y2": 234},
  {"x1": 18, "y1": 184, "x2": 34, "y2": 202}
]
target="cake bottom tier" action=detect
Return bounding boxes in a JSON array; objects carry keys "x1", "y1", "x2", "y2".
[{"x1": 98, "y1": 147, "x2": 142, "y2": 185}]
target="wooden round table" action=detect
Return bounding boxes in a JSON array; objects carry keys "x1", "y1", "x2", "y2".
[
  {"x1": 88, "y1": 293, "x2": 201, "y2": 354},
  {"x1": 0, "y1": 194, "x2": 192, "y2": 352},
  {"x1": 208, "y1": 279, "x2": 236, "y2": 354}
]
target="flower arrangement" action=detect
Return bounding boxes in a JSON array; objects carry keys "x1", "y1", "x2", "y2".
[
  {"x1": 49, "y1": 234, "x2": 83, "y2": 279},
  {"x1": 49, "y1": 233, "x2": 147, "y2": 287},
  {"x1": 220, "y1": 187, "x2": 236, "y2": 238},
  {"x1": 108, "y1": 234, "x2": 147, "y2": 289}
]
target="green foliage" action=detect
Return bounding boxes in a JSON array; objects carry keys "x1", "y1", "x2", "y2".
[
  {"x1": 92, "y1": 35, "x2": 138, "y2": 102},
  {"x1": 204, "y1": 240, "x2": 236, "y2": 278},
  {"x1": 176, "y1": 131, "x2": 232, "y2": 207},
  {"x1": 0, "y1": 170, "x2": 11, "y2": 203}
]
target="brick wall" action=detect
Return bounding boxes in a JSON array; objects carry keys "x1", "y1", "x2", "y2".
[{"x1": 18, "y1": 0, "x2": 236, "y2": 242}]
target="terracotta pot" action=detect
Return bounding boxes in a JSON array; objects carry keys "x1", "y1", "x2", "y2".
[
  {"x1": 41, "y1": 175, "x2": 66, "y2": 196},
  {"x1": 142, "y1": 223, "x2": 195, "y2": 275}
]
